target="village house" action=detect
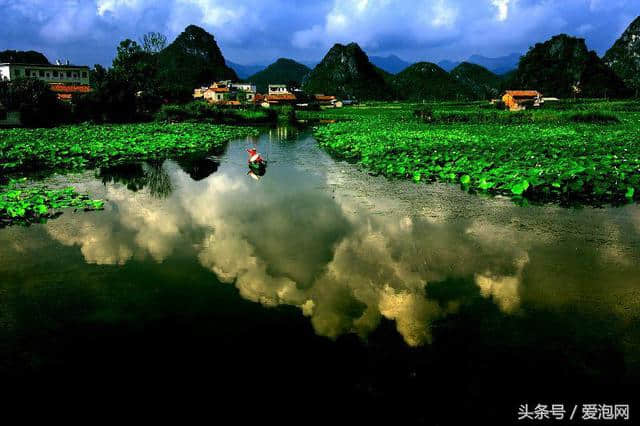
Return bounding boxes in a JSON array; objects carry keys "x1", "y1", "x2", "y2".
[
  {"x1": 193, "y1": 86, "x2": 208, "y2": 99},
  {"x1": 502, "y1": 90, "x2": 543, "y2": 111},
  {"x1": 195, "y1": 81, "x2": 257, "y2": 104},
  {"x1": 268, "y1": 84, "x2": 290, "y2": 95},
  {"x1": 231, "y1": 83, "x2": 257, "y2": 102},
  {"x1": 265, "y1": 93, "x2": 297, "y2": 105},
  {"x1": 204, "y1": 85, "x2": 230, "y2": 103},
  {"x1": 0, "y1": 62, "x2": 91, "y2": 101}
]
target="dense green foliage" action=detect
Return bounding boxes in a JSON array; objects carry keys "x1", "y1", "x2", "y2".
[
  {"x1": 246, "y1": 58, "x2": 310, "y2": 93},
  {"x1": 157, "y1": 25, "x2": 237, "y2": 99},
  {"x1": 303, "y1": 43, "x2": 392, "y2": 100},
  {"x1": 301, "y1": 101, "x2": 640, "y2": 205},
  {"x1": 450, "y1": 62, "x2": 502, "y2": 100},
  {"x1": 0, "y1": 77, "x2": 71, "y2": 127},
  {"x1": 392, "y1": 62, "x2": 475, "y2": 101},
  {"x1": 75, "y1": 25, "x2": 237, "y2": 123},
  {"x1": 155, "y1": 102, "x2": 277, "y2": 124},
  {"x1": 0, "y1": 178, "x2": 103, "y2": 227},
  {"x1": 76, "y1": 38, "x2": 163, "y2": 123},
  {"x1": 0, "y1": 122, "x2": 258, "y2": 175},
  {"x1": 511, "y1": 34, "x2": 629, "y2": 98},
  {"x1": 604, "y1": 16, "x2": 640, "y2": 92},
  {"x1": 413, "y1": 107, "x2": 621, "y2": 125}
]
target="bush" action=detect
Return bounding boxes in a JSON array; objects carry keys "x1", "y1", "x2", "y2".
[
  {"x1": 413, "y1": 106, "x2": 433, "y2": 122},
  {"x1": 73, "y1": 76, "x2": 138, "y2": 123},
  {"x1": 155, "y1": 101, "x2": 277, "y2": 124},
  {"x1": 0, "y1": 78, "x2": 69, "y2": 127},
  {"x1": 569, "y1": 112, "x2": 620, "y2": 124}
]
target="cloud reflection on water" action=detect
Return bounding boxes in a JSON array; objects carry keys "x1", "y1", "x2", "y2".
[{"x1": 31, "y1": 140, "x2": 640, "y2": 348}]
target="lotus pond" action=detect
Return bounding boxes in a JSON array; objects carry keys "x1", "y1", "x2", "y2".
[
  {"x1": 1, "y1": 122, "x2": 639, "y2": 423},
  {"x1": 300, "y1": 100, "x2": 640, "y2": 205},
  {"x1": 0, "y1": 122, "x2": 258, "y2": 225}
]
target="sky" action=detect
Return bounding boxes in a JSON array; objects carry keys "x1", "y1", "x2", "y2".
[{"x1": 1, "y1": 0, "x2": 639, "y2": 67}]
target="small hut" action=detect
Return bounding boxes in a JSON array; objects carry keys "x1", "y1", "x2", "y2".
[{"x1": 502, "y1": 90, "x2": 543, "y2": 111}]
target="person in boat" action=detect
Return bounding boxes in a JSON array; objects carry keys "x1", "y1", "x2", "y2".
[
  {"x1": 246, "y1": 148, "x2": 267, "y2": 179},
  {"x1": 247, "y1": 148, "x2": 265, "y2": 166}
]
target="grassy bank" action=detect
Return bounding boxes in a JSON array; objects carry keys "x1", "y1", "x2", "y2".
[{"x1": 299, "y1": 101, "x2": 640, "y2": 205}]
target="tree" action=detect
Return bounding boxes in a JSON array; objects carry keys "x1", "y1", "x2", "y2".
[
  {"x1": 112, "y1": 39, "x2": 158, "y2": 93},
  {"x1": 0, "y1": 77, "x2": 69, "y2": 127},
  {"x1": 90, "y1": 64, "x2": 108, "y2": 89},
  {"x1": 113, "y1": 39, "x2": 144, "y2": 69},
  {"x1": 140, "y1": 32, "x2": 167, "y2": 54}
]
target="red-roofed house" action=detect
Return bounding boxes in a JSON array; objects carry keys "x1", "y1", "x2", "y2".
[
  {"x1": 204, "y1": 86, "x2": 231, "y2": 103},
  {"x1": 502, "y1": 90, "x2": 543, "y2": 111},
  {"x1": 265, "y1": 93, "x2": 297, "y2": 105}
]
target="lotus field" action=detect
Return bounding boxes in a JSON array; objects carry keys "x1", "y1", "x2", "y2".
[
  {"x1": 302, "y1": 101, "x2": 640, "y2": 205},
  {"x1": 0, "y1": 122, "x2": 259, "y2": 225}
]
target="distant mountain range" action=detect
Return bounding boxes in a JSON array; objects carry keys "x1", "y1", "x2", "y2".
[
  {"x1": 5, "y1": 14, "x2": 640, "y2": 101},
  {"x1": 365, "y1": 53, "x2": 521, "y2": 75},
  {"x1": 438, "y1": 53, "x2": 521, "y2": 75},
  {"x1": 226, "y1": 61, "x2": 266, "y2": 79},
  {"x1": 437, "y1": 60, "x2": 461, "y2": 73},
  {"x1": 369, "y1": 55, "x2": 411, "y2": 74}
]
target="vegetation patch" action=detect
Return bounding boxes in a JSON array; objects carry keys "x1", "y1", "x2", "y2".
[
  {"x1": 0, "y1": 178, "x2": 104, "y2": 227},
  {"x1": 569, "y1": 112, "x2": 620, "y2": 124},
  {"x1": 155, "y1": 102, "x2": 277, "y2": 124},
  {"x1": 303, "y1": 101, "x2": 640, "y2": 205},
  {"x1": 0, "y1": 121, "x2": 257, "y2": 226},
  {"x1": 0, "y1": 122, "x2": 259, "y2": 175}
]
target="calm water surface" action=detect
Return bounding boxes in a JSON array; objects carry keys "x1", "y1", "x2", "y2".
[{"x1": 1, "y1": 127, "x2": 639, "y2": 423}]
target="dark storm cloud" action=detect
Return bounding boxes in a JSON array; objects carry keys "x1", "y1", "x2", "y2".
[{"x1": 0, "y1": 0, "x2": 638, "y2": 66}]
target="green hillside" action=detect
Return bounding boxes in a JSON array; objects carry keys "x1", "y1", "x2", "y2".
[
  {"x1": 512, "y1": 34, "x2": 629, "y2": 98},
  {"x1": 157, "y1": 25, "x2": 237, "y2": 98},
  {"x1": 450, "y1": 62, "x2": 502, "y2": 99},
  {"x1": 246, "y1": 58, "x2": 310, "y2": 93},
  {"x1": 391, "y1": 62, "x2": 475, "y2": 101},
  {"x1": 604, "y1": 16, "x2": 640, "y2": 92},
  {"x1": 303, "y1": 42, "x2": 392, "y2": 100}
]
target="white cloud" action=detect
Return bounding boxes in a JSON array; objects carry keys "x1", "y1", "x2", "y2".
[
  {"x1": 431, "y1": 0, "x2": 459, "y2": 28},
  {"x1": 292, "y1": 0, "x2": 463, "y2": 49},
  {"x1": 30, "y1": 149, "x2": 640, "y2": 348},
  {"x1": 491, "y1": 0, "x2": 511, "y2": 22},
  {"x1": 97, "y1": 0, "x2": 144, "y2": 16},
  {"x1": 176, "y1": 0, "x2": 245, "y2": 27},
  {"x1": 3, "y1": 0, "x2": 639, "y2": 65}
]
